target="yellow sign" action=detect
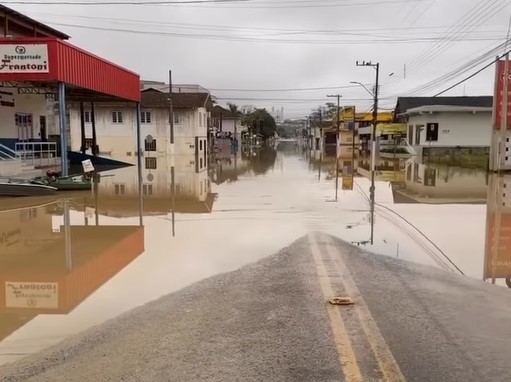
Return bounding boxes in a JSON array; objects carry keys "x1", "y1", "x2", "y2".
[
  {"x1": 376, "y1": 123, "x2": 407, "y2": 134},
  {"x1": 342, "y1": 176, "x2": 354, "y2": 190},
  {"x1": 342, "y1": 106, "x2": 356, "y2": 121}
]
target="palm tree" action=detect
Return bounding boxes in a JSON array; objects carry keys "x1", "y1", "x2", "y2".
[{"x1": 228, "y1": 103, "x2": 239, "y2": 114}]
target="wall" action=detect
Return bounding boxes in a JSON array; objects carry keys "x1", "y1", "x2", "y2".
[
  {"x1": 97, "y1": 154, "x2": 209, "y2": 202},
  {"x1": 407, "y1": 111, "x2": 491, "y2": 147},
  {"x1": 404, "y1": 163, "x2": 488, "y2": 199},
  {"x1": 0, "y1": 87, "x2": 50, "y2": 147}
]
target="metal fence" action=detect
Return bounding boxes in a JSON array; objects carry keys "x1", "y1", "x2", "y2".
[{"x1": 15, "y1": 142, "x2": 59, "y2": 168}]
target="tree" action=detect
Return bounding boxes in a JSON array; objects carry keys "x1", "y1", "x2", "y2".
[
  {"x1": 242, "y1": 109, "x2": 277, "y2": 141},
  {"x1": 228, "y1": 103, "x2": 240, "y2": 115}
]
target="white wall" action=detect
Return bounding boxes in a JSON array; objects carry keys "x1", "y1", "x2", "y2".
[
  {"x1": 407, "y1": 111, "x2": 491, "y2": 147},
  {"x1": 69, "y1": 104, "x2": 208, "y2": 163},
  {"x1": 0, "y1": 87, "x2": 50, "y2": 140},
  {"x1": 98, "y1": 155, "x2": 210, "y2": 201}
]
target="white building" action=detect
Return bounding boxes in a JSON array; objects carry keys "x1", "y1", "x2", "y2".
[
  {"x1": 210, "y1": 105, "x2": 242, "y2": 141},
  {"x1": 69, "y1": 89, "x2": 211, "y2": 169},
  {"x1": 395, "y1": 96, "x2": 493, "y2": 157},
  {"x1": 405, "y1": 105, "x2": 492, "y2": 148}
]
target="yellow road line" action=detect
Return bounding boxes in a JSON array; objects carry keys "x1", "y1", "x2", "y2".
[
  {"x1": 320, "y1": 233, "x2": 407, "y2": 382},
  {"x1": 309, "y1": 233, "x2": 363, "y2": 382}
]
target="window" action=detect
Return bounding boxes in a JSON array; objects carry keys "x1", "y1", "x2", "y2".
[
  {"x1": 174, "y1": 113, "x2": 180, "y2": 124},
  {"x1": 141, "y1": 111, "x2": 152, "y2": 124},
  {"x1": 199, "y1": 112, "x2": 202, "y2": 127},
  {"x1": 143, "y1": 184, "x2": 153, "y2": 196},
  {"x1": 112, "y1": 111, "x2": 123, "y2": 124},
  {"x1": 200, "y1": 157, "x2": 203, "y2": 169},
  {"x1": 426, "y1": 123, "x2": 439, "y2": 142},
  {"x1": 84, "y1": 111, "x2": 92, "y2": 123},
  {"x1": 204, "y1": 114, "x2": 207, "y2": 127},
  {"x1": 114, "y1": 184, "x2": 126, "y2": 195},
  {"x1": 200, "y1": 140, "x2": 203, "y2": 151},
  {"x1": 145, "y1": 157, "x2": 157, "y2": 169},
  {"x1": 424, "y1": 168, "x2": 437, "y2": 187},
  {"x1": 145, "y1": 138, "x2": 156, "y2": 152}
]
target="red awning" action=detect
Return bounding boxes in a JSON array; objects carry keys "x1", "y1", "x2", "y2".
[{"x1": 0, "y1": 37, "x2": 140, "y2": 102}]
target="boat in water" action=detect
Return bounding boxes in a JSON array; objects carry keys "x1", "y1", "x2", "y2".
[
  {"x1": 32, "y1": 170, "x2": 93, "y2": 191},
  {"x1": 0, "y1": 181, "x2": 57, "y2": 196}
]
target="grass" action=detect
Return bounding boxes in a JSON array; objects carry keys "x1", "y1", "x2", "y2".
[
  {"x1": 380, "y1": 147, "x2": 409, "y2": 154},
  {"x1": 425, "y1": 152, "x2": 488, "y2": 169}
]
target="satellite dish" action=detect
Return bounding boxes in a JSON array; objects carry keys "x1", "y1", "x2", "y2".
[
  {"x1": 147, "y1": 173, "x2": 154, "y2": 182},
  {"x1": 145, "y1": 135, "x2": 154, "y2": 143}
]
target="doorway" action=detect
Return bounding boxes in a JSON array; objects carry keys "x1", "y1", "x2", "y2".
[{"x1": 15, "y1": 113, "x2": 33, "y2": 141}]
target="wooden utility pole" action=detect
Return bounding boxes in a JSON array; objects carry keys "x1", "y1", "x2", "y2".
[
  {"x1": 169, "y1": 70, "x2": 174, "y2": 144},
  {"x1": 327, "y1": 94, "x2": 342, "y2": 202}
]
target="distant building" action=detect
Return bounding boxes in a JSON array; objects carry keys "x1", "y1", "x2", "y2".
[
  {"x1": 241, "y1": 105, "x2": 255, "y2": 114},
  {"x1": 269, "y1": 107, "x2": 285, "y2": 124},
  {"x1": 395, "y1": 96, "x2": 493, "y2": 157},
  {"x1": 69, "y1": 88, "x2": 212, "y2": 173},
  {"x1": 210, "y1": 105, "x2": 243, "y2": 143}
]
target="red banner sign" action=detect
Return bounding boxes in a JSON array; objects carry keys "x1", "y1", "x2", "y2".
[{"x1": 494, "y1": 60, "x2": 511, "y2": 130}]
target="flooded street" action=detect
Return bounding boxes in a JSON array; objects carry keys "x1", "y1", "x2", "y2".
[{"x1": 0, "y1": 141, "x2": 507, "y2": 366}]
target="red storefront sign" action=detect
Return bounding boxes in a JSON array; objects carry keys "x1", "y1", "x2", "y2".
[{"x1": 494, "y1": 60, "x2": 511, "y2": 130}]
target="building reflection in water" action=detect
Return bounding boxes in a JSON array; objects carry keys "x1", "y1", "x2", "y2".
[{"x1": 0, "y1": 198, "x2": 145, "y2": 347}]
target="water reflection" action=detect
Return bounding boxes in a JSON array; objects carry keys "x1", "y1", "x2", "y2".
[
  {"x1": 0, "y1": 198, "x2": 145, "y2": 364},
  {"x1": 1, "y1": 139, "x2": 510, "y2": 366}
]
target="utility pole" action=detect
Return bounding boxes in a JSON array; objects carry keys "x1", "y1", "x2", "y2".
[
  {"x1": 327, "y1": 94, "x2": 342, "y2": 202},
  {"x1": 356, "y1": 60, "x2": 380, "y2": 245},
  {"x1": 169, "y1": 70, "x2": 174, "y2": 144}
]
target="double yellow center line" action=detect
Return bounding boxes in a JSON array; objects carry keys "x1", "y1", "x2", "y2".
[{"x1": 309, "y1": 233, "x2": 406, "y2": 382}]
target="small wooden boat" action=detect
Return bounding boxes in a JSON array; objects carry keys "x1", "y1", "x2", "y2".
[
  {"x1": 0, "y1": 181, "x2": 57, "y2": 196},
  {"x1": 32, "y1": 175, "x2": 92, "y2": 191}
]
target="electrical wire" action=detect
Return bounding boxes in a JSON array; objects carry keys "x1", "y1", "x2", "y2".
[
  {"x1": 382, "y1": 0, "x2": 510, "y2": 91},
  {"x1": 41, "y1": 20, "x2": 511, "y2": 45},
  {"x1": 375, "y1": 203, "x2": 465, "y2": 275},
  {"x1": 432, "y1": 48, "x2": 510, "y2": 96},
  {"x1": 1, "y1": 0, "x2": 432, "y2": 7}
]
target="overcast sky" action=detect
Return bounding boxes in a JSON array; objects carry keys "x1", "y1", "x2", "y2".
[{"x1": 6, "y1": 0, "x2": 511, "y2": 118}]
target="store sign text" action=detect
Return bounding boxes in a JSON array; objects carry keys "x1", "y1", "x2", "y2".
[{"x1": 0, "y1": 44, "x2": 49, "y2": 73}]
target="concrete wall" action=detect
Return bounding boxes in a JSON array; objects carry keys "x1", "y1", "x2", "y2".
[
  {"x1": 404, "y1": 163, "x2": 487, "y2": 198},
  {"x1": 0, "y1": 87, "x2": 50, "y2": 145},
  {"x1": 69, "y1": 104, "x2": 208, "y2": 163},
  {"x1": 407, "y1": 111, "x2": 491, "y2": 148}
]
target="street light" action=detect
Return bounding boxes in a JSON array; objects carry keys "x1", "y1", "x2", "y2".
[{"x1": 350, "y1": 81, "x2": 374, "y2": 98}]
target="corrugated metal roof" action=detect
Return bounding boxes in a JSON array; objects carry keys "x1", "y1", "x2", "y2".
[
  {"x1": 0, "y1": 38, "x2": 140, "y2": 102},
  {"x1": 141, "y1": 89, "x2": 212, "y2": 109}
]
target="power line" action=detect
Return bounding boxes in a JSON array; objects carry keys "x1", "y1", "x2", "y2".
[
  {"x1": 209, "y1": 84, "x2": 369, "y2": 92},
  {"x1": 432, "y1": 50, "x2": 508, "y2": 97},
  {"x1": 375, "y1": 203, "x2": 465, "y2": 275},
  {"x1": 1, "y1": 0, "x2": 251, "y2": 4},
  {"x1": 41, "y1": 21, "x2": 511, "y2": 45},
  {"x1": 382, "y1": 0, "x2": 510, "y2": 90}
]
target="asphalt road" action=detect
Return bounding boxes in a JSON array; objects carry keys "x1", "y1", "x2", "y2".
[{"x1": 1, "y1": 233, "x2": 510, "y2": 382}]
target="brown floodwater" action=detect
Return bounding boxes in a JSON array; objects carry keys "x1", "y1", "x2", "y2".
[{"x1": 0, "y1": 141, "x2": 508, "y2": 365}]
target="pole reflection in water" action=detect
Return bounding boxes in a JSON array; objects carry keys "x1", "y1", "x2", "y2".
[{"x1": 0, "y1": 195, "x2": 146, "y2": 365}]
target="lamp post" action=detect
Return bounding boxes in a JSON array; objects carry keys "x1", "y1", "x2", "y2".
[{"x1": 355, "y1": 61, "x2": 380, "y2": 245}]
